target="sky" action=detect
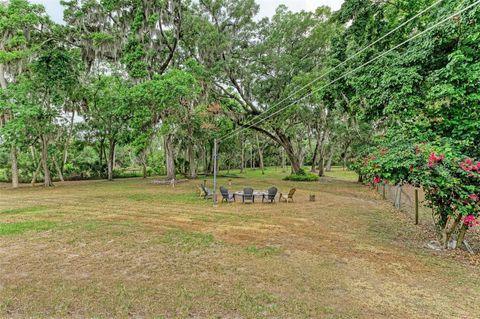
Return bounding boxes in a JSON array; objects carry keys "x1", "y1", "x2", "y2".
[{"x1": 31, "y1": 0, "x2": 345, "y2": 24}]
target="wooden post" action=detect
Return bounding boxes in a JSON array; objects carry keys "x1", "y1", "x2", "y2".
[
  {"x1": 415, "y1": 189, "x2": 419, "y2": 225},
  {"x1": 382, "y1": 183, "x2": 386, "y2": 200}
]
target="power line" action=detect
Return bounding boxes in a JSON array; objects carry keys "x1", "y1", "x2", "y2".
[
  {"x1": 220, "y1": 0, "x2": 477, "y2": 142},
  {"x1": 220, "y1": 0, "x2": 445, "y2": 141}
]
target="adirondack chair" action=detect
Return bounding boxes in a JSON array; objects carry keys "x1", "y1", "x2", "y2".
[
  {"x1": 279, "y1": 188, "x2": 296, "y2": 203},
  {"x1": 220, "y1": 186, "x2": 234, "y2": 203},
  {"x1": 262, "y1": 186, "x2": 278, "y2": 203},
  {"x1": 242, "y1": 187, "x2": 254, "y2": 203},
  {"x1": 198, "y1": 184, "x2": 205, "y2": 198},
  {"x1": 201, "y1": 184, "x2": 213, "y2": 199}
]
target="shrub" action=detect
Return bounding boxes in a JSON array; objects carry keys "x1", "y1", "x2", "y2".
[
  {"x1": 284, "y1": 171, "x2": 319, "y2": 182},
  {"x1": 356, "y1": 138, "x2": 480, "y2": 249}
]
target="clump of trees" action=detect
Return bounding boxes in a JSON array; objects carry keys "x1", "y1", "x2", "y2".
[{"x1": 0, "y1": 0, "x2": 366, "y2": 185}]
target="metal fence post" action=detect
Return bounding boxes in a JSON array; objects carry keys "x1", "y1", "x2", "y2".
[{"x1": 213, "y1": 139, "x2": 218, "y2": 207}]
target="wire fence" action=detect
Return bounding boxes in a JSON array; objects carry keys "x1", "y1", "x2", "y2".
[{"x1": 374, "y1": 183, "x2": 428, "y2": 224}]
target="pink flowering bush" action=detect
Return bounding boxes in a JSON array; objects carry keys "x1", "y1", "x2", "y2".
[
  {"x1": 421, "y1": 146, "x2": 480, "y2": 247},
  {"x1": 356, "y1": 139, "x2": 480, "y2": 249}
]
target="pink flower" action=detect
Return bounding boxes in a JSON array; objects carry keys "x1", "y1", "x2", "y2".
[
  {"x1": 460, "y1": 163, "x2": 472, "y2": 171},
  {"x1": 464, "y1": 215, "x2": 476, "y2": 226},
  {"x1": 428, "y1": 153, "x2": 444, "y2": 167},
  {"x1": 373, "y1": 176, "x2": 381, "y2": 184},
  {"x1": 470, "y1": 194, "x2": 479, "y2": 201}
]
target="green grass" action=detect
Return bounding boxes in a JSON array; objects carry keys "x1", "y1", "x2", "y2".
[
  {"x1": 245, "y1": 245, "x2": 281, "y2": 257},
  {"x1": 190, "y1": 212, "x2": 261, "y2": 223},
  {"x1": 127, "y1": 192, "x2": 206, "y2": 205},
  {"x1": 0, "y1": 206, "x2": 49, "y2": 215},
  {"x1": 161, "y1": 229, "x2": 218, "y2": 251},
  {"x1": 217, "y1": 166, "x2": 357, "y2": 182},
  {"x1": 325, "y1": 166, "x2": 358, "y2": 181},
  {"x1": 0, "y1": 221, "x2": 58, "y2": 236}
]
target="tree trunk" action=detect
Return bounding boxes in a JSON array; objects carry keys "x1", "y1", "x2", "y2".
[
  {"x1": 240, "y1": 132, "x2": 245, "y2": 173},
  {"x1": 246, "y1": 126, "x2": 302, "y2": 174},
  {"x1": 40, "y1": 135, "x2": 53, "y2": 187},
  {"x1": 258, "y1": 150, "x2": 264, "y2": 174},
  {"x1": 31, "y1": 160, "x2": 42, "y2": 186},
  {"x1": 255, "y1": 134, "x2": 264, "y2": 175},
  {"x1": 342, "y1": 141, "x2": 351, "y2": 170},
  {"x1": 250, "y1": 145, "x2": 254, "y2": 170},
  {"x1": 103, "y1": 145, "x2": 108, "y2": 176},
  {"x1": 99, "y1": 138, "x2": 104, "y2": 177},
  {"x1": 53, "y1": 158, "x2": 64, "y2": 182},
  {"x1": 326, "y1": 145, "x2": 335, "y2": 172},
  {"x1": 0, "y1": 64, "x2": 7, "y2": 89},
  {"x1": 358, "y1": 173, "x2": 363, "y2": 183},
  {"x1": 62, "y1": 110, "x2": 75, "y2": 173},
  {"x1": 318, "y1": 156, "x2": 325, "y2": 177},
  {"x1": 281, "y1": 148, "x2": 286, "y2": 172},
  {"x1": 317, "y1": 131, "x2": 329, "y2": 177},
  {"x1": 281, "y1": 144, "x2": 301, "y2": 174},
  {"x1": 273, "y1": 130, "x2": 302, "y2": 174},
  {"x1": 107, "y1": 139, "x2": 116, "y2": 181},
  {"x1": 442, "y1": 214, "x2": 463, "y2": 249},
  {"x1": 310, "y1": 138, "x2": 320, "y2": 172},
  {"x1": 205, "y1": 142, "x2": 213, "y2": 174},
  {"x1": 1, "y1": 65, "x2": 19, "y2": 188},
  {"x1": 202, "y1": 145, "x2": 207, "y2": 175},
  {"x1": 455, "y1": 224, "x2": 468, "y2": 249},
  {"x1": 140, "y1": 150, "x2": 148, "y2": 179},
  {"x1": 10, "y1": 145, "x2": 19, "y2": 188},
  {"x1": 164, "y1": 134, "x2": 176, "y2": 180},
  {"x1": 187, "y1": 143, "x2": 196, "y2": 179},
  {"x1": 209, "y1": 142, "x2": 214, "y2": 174},
  {"x1": 279, "y1": 141, "x2": 301, "y2": 174}
]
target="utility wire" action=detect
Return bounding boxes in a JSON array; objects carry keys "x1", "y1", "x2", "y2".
[
  {"x1": 221, "y1": 0, "x2": 445, "y2": 140},
  {"x1": 219, "y1": 0, "x2": 480, "y2": 141}
]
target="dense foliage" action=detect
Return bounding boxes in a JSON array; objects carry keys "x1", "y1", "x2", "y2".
[{"x1": 283, "y1": 169, "x2": 319, "y2": 182}]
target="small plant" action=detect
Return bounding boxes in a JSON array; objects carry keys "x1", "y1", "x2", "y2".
[
  {"x1": 245, "y1": 245, "x2": 281, "y2": 257},
  {"x1": 284, "y1": 171, "x2": 319, "y2": 182},
  {"x1": 161, "y1": 229, "x2": 217, "y2": 252}
]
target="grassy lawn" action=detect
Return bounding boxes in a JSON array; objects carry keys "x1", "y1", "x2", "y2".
[{"x1": 0, "y1": 167, "x2": 479, "y2": 318}]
